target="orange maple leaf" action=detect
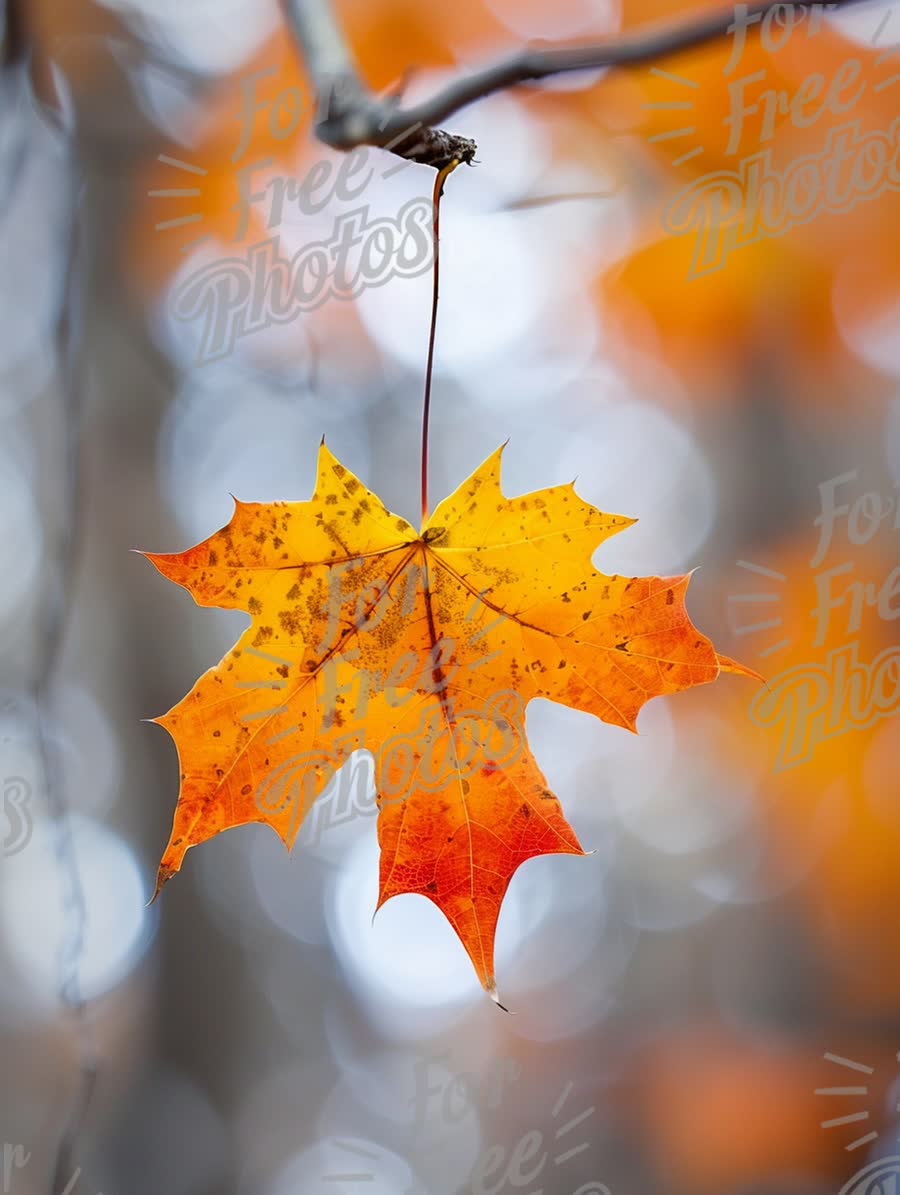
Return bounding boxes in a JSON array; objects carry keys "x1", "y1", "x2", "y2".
[{"x1": 142, "y1": 442, "x2": 756, "y2": 998}]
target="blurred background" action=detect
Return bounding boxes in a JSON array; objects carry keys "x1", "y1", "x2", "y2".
[{"x1": 1, "y1": 0, "x2": 899, "y2": 1192}]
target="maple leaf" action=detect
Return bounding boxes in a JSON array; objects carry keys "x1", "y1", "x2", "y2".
[{"x1": 142, "y1": 442, "x2": 755, "y2": 998}]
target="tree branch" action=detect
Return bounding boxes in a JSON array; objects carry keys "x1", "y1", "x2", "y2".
[{"x1": 283, "y1": 0, "x2": 873, "y2": 166}]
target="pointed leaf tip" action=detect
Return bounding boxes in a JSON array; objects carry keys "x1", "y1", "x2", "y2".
[
  {"x1": 148, "y1": 864, "x2": 175, "y2": 906},
  {"x1": 717, "y1": 653, "x2": 764, "y2": 683},
  {"x1": 314, "y1": 437, "x2": 341, "y2": 484},
  {"x1": 487, "y1": 981, "x2": 514, "y2": 1013}
]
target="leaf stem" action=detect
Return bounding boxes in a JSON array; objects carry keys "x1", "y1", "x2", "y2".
[{"x1": 421, "y1": 158, "x2": 460, "y2": 526}]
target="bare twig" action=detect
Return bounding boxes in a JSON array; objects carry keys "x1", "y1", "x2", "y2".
[
  {"x1": 284, "y1": 0, "x2": 477, "y2": 166},
  {"x1": 42, "y1": 179, "x2": 99, "y2": 1195},
  {"x1": 283, "y1": 0, "x2": 873, "y2": 164}
]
